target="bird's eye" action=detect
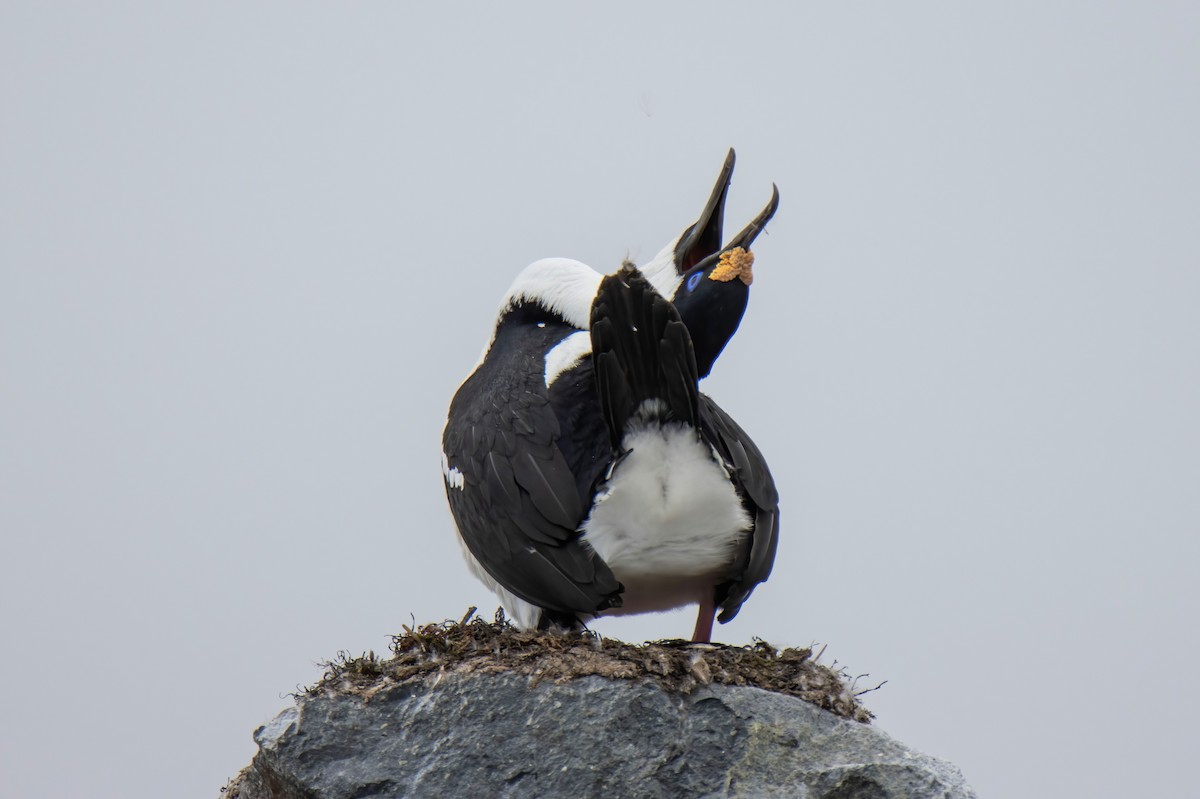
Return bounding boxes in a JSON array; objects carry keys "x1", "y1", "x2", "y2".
[
  {"x1": 686, "y1": 271, "x2": 704, "y2": 292},
  {"x1": 536, "y1": 321, "x2": 547, "y2": 329}
]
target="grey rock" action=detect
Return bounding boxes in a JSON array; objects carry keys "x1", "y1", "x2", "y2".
[{"x1": 228, "y1": 674, "x2": 974, "y2": 799}]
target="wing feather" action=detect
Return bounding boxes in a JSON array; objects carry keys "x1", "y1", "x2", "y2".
[
  {"x1": 699, "y1": 393, "x2": 780, "y2": 622},
  {"x1": 444, "y1": 327, "x2": 622, "y2": 617}
]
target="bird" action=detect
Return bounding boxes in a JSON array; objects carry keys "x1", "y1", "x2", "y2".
[
  {"x1": 638, "y1": 148, "x2": 779, "y2": 379},
  {"x1": 441, "y1": 152, "x2": 779, "y2": 642}
]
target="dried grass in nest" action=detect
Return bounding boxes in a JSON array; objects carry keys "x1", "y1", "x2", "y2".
[{"x1": 305, "y1": 608, "x2": 880, "y2": 723}]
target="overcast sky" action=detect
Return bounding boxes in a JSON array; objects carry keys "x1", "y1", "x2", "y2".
[{"x1": 2, "y1": 4, "x2": 1198, "y2": 798}]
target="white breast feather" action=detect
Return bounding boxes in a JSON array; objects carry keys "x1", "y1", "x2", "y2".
[{"x1": 582, "y1": 420, "x2": 751, "y2": 614}]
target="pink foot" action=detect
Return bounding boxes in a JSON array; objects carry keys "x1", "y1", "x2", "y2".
[{"x1": 691, "y1": 590, "x2": 716, "y2": 643}]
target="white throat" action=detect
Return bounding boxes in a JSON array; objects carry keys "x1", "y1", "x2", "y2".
[{"x1": 638, "y1": 237, "x2": 686, "y2": 299}]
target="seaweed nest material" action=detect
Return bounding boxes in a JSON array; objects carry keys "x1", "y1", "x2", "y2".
[{"x1": 306, "y1": 608, "x2": 879, "y2": 723}]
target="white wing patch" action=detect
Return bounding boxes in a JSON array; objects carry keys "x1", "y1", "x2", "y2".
[
  {"x1": 441, "y1": 451, "x2": 465, "y2": 490},
  {"x1": 544, "y1": 330, "x2": 592, "y2": 388}
]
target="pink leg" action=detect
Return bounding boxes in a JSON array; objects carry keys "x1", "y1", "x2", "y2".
[{"x1": 691, "y1": 590, "x2": 716, "y2": 643}]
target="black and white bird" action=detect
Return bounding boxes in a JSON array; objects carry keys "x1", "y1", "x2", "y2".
[{"x1": 441, "y1": 152, "x2": 779, "y2": 641}]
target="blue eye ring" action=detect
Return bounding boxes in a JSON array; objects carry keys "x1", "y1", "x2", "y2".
[{"x1": 686, "y1": 271, "x2": 704, "y2": 292}]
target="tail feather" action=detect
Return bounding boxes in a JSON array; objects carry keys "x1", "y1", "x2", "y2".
[{"x1": 590, "y1": 266, "x2": 699, "y2": 448}]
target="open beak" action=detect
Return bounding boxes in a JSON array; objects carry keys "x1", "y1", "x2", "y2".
[
  {"x1": 674, "y1": 148, "x2": 736, "y2": 273},
  {"x1": 723, "y1": 183, "x2": 780, "y2": 252},
  {"x1": 687, "y1": 184, "x2": 781, "y2": 278}
]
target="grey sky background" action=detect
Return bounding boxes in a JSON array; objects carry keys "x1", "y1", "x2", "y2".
[{"x1": 2, "y1": 4, "x2": 1197, "y2": 797}]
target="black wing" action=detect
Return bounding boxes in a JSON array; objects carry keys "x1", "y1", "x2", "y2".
[
  {"x1": 590, "y1": 265, "x2": 699, "y2": 445},
  {"x1": 442, "y1": 324, "x2": 622, "y2": 617},
  {"x1": 700, "y1": 393, "x2": 781, "y2": 623}
]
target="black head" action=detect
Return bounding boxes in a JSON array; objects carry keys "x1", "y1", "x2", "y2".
[{"x1": 673, "y1": 184, "x2": 780, "y2": 378}]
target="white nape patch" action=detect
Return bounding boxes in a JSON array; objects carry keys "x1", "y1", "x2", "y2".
[
  {"x1": 639, "y1": 235, "x2": 686, "y2": 299},
  {"x1": 544, "y1": 331, "x2": 592, "y2": 388},
  {"x1": 453, "y1": 529, "x2": 542, "y2": 630},
  {"x1": 582, "y1": 421, "x2": 751, "y2": 616},
  {"x1": 502, "y1": 258, "x2": 603, "y2": 330},
  {"x1": 441, "y1": 451, "x2": 465, "y2": 490}
]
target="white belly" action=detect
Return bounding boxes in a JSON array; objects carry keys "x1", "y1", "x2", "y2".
[{"x1": 581, "y1": 421, "x2": 751, "y2": 616}]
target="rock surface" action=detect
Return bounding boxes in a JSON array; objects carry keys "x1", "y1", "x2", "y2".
[{"x1": 226, "y1": 673, "x2": 975, "y2": 799}]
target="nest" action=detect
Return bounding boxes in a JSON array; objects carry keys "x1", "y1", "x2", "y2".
[{"x1": 306, "y1": 608, "x2": 879, "y2": 723}]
